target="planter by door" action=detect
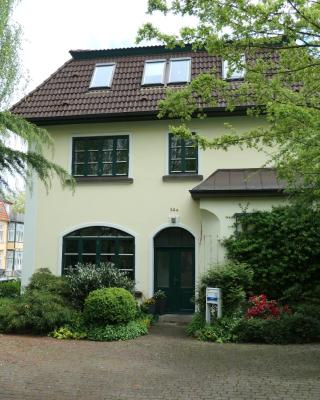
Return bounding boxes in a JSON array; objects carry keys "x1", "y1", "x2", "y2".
[{"x1": 154, "y1": 227, "x2": 195, "y2": 314}]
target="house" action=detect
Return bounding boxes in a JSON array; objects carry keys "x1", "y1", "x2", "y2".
[
  {"x1": 0, "y1": 200, "x2": 24, "y2": 279},
  {"x1": 11, "y1": 45, "x2": 286, "y2": 313}
]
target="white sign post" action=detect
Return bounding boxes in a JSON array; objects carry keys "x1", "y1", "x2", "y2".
[{"x1": 206, "y1": 287, "x2": 222, "y2": 323}]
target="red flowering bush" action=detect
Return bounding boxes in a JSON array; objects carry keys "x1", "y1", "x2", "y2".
[{"x1": 246, "y1": 294, "x2": 291, "y2": 319}]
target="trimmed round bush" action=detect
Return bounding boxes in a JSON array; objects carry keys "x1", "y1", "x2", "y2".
[{"x1": 84, "y1": 287, "x2": 136, "y2": 326}]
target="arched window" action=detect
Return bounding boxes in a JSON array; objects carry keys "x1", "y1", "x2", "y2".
[{"x1": 62, "y1": 226, "x2": 134, "y2": 279}]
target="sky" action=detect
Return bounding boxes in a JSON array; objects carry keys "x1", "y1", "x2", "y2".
[{"x1": 12, "y1": 0, "x2": 196, "y2": 99}]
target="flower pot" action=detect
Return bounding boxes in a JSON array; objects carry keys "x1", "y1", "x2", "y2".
[
  {"x1": 156, "y1": 298, "x2": 166, "y2": 315},
  {"x1": 147, "y1": 304, "x2": 156, "y2": 315}
]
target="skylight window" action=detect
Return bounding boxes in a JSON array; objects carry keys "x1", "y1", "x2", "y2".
[
  {"x1": 222, "y1": 56, "x2": 245, "y2": 80},
  {"x1": 90, "y1": 63, "x2": 115, "y2": 88},
  {"x1": 142, "y1": 60, "x2": 166, "y2": 85},
  {"x1": 168, "y1": 59, "x2": 191, "y2": 83}
]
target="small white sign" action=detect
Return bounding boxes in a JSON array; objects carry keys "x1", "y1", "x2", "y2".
[{"x1": 206, "y1": 287, "x2": 222, "y2": 322}]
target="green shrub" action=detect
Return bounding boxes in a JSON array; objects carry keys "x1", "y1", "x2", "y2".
[
  {"x1": 196, "y1": 316, "x2": 242, "y2": 343},
  {"x1": 0, "y1": 298, "x2": 24, "y2": 333},
  {"x1": 27, "y1": 268, "x2": 68, "y2": 297},
  {"x1": 186, "y1": 313, "x2": 206, "y2": 337},
  {"x1": 224, "y1": 205, "x2": 320, "y2": 302},
  {"x1": 233, "y1": 314, "x2": 320, "y2": 344},
  {"x1": 0, "y1": 280, "x2": 21, "y2": 298},
  {"x1": 0, "y1": 290, "x2": 75, "y2": 334},
  {"x1": 0, "y1": 270, "x2": 77, "y2": 334},
  {"x1": 65, "y1": 263, "x2": 135, "y2": 309},
  {"x1": 87, "y1": 320, "x2": 149, "y2": 341},
  {"x1": 84, "y1": 287, "x2": 136, "y2": 326},
  {"x1": 49, "y1": 326, "x2": 87, "y2": 340},
  {"x1": 198, "y1": 262, "x2": 253, "y2": 315},
  {"x1": 21, "y1": 290, "x2": 76, "y2": 334}
]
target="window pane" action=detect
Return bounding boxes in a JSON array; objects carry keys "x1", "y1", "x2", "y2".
[
  {"x1": 74, "y1": 141, "x2": 86, "y2": 151},
  {"x1": 87, "y1": 139, "x2": 100, "y2": 151},
  {"x1": 102, "y1": 163, "x2": 113, "y2": 175},
  {"x1": 169, "y1": 59, "x2": 191, "y2": 83},
  {"x1": 117, "y1": 138, "x2": 128, "y2": 150},
  {"x1": 82, "y1": 255, "x2": 97, "y2": 264},
  {"x1": 99, "y1": 254, "x2": 114, "y2": 263},
  {"x1": 156, "y1": 252, "x2": 170, "y2": 288},
  {"x1": 185, "y1": 159, "x2": 197, "y2": 172},
  {"x1": 90, "y1": 64, "x2": 115, "y2": 88},
  {"x1": 65, "y1": 239, "x2": 78, "y2": 253},
  {"x1": 171, "y1": 147, "x2": 182, "y2": 159},
  {"x1": 142, "y1": 61, "x2": 166, "y2": 85},
  {"x1": 118, "y1": 255, "x2": 134, "y2": 268},
  {"x1": 64, "y1": 255, "x2": 79, "y2": 269},
  {"x1": 87, "y1": 164, "x2": 98, "y2": 175},
  {"x1": 103, "y1": 139, "x2": 113, "y2": 150},
  {"x1": 88, "y1": 151, "x2": 99, "y2": 162},
  {"x1": 118, "y1": 240, "x2": 134, "y2": 254},
  {"x1": 185, "y1": 146, "x2": 197, "y2": 157},
  {"x1": 102, "y1": 151, "x2": 113, "y2": 162},
  {"x1": 116, "y1": 162, "x2": 128, "y2": 175},
  {"x1": 82, "y1": 239, "x2": 97, "y2": 254},
  {"x1": 74, "y1": 151, "x2": 85, "y2": 163},
  {"x1": 74, "y1": 164, "x2": 84, "y2": 175},
  {"x1": 8, "y1": 223, "x2": 15, "y2": 242},
  {"x1": 180, "y1": 251, "x2": 193, "y2": 288},
  {"x1": 100, "y1": 239, "x2": 116, "y2": 254},
  {"x1": 116, "y1": 150, "x2": 128, "y2": 162},
  {"x1": 170, "y1": 160, "x2": 182, "y2": 172},
  {"x1": 171, "y1": 136, "x2": 182, "y2": 146}
]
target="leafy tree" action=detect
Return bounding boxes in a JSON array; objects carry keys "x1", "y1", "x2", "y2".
[
  {"x1": 0, "y1": 0, "x2": 73, "y2": 194},
  {"x1": 138, "y1": 0, "x2": 320, "y2": 200},
  {"x1": 5, "y1": 190, "x2": 25, "y2": 213}
]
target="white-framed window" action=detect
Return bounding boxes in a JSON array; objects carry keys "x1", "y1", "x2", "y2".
[
  {"x1": 142, "y1": 60, "x2": 166, "y2": 85},
  {"x1": 0, "y1": 250, "x2": 3, "y2": 269},
  {"x1": 6, "y1": 250, "x2": 14, "y2": 271},
  {"x1": 142, "y1": 58, "x2": 192, "y2": 85},
  {"x1": 15, "y1": 251, "x2": 23, "y2": 270},
  {"x1": 222, "y1": 56, "x2": 245, "y2": 80},
  {"x1": 0, "y1": 223, "x2": 4, "y2": 243},
  {"x1": 16, "y1": 223, "x2": 24, "y2": 243},
  {"x1": 168, "y1": 58, "x2": 191, "y2": 84},
  {"x1": 7, "y1": 222, "x2": 15, "y2": 242},
  {"x1": 90, "y1": 63, "x2": 116, "y2": 88}
]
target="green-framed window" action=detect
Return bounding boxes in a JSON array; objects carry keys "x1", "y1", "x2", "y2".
[
  {"x1": 62, "y1": 226, "x2": 135, "y2": 279},
  {"x1": 169, "y1": 133, "x2": 198, "y2": 174},
  {"x1": 72, "y1": 136, "x2": 129, "y2": 177}
]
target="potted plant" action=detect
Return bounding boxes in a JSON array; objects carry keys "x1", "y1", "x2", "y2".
[
  {"x1": 154, "y1": 290, "x2": 167, "y2": 315},
  {"x1": 143, "y1": 297, "x2": 156, "y2": 315}
]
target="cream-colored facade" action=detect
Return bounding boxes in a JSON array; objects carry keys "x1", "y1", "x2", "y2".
[{"x1": 23, "y1": 116, "x2": 285, "y2": 307}]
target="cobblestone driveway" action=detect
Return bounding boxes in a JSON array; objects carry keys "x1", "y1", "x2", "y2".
[{"x1": 0, "y1": 324, "x2": 319, "y2": 400}]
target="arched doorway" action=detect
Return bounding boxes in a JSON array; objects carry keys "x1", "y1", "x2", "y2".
[
  {"x1": 154, "y1": 227, "x2": 195, "y2": 313},
  {"x1": 62, "y1": 226, "x2": 135, "y2": 279}
]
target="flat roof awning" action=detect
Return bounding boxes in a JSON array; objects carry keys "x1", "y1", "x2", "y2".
[{"x1": 190, "y1": 168, "x2": 287, "y2": 199}]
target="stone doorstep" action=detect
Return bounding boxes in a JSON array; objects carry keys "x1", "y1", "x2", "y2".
[{"x1": 158, "y1": 314, "x2": 194, "y2": 326}]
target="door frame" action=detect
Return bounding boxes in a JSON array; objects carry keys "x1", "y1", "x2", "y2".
[{"x1": 150, "y1": 223, "x2": 197, "y2": 308}]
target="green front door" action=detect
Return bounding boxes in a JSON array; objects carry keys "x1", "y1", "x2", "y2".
[{"x1": 154, "y1": 247, "x2": 195, "y2": 313}]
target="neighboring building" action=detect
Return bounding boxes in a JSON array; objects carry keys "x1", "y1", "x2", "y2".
[
  {"x1": 0, "y1": 200, "x2": 24, "y2": 278},
  {"x1": 11, "y1": 45, "x2": 286, "y2": 313}
]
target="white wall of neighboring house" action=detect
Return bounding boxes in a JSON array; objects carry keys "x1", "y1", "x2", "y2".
[{"x1": 22, "y1": 116, "x2": 285, "y2": 294}]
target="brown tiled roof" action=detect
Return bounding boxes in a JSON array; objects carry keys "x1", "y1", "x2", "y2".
[
  {"x1": 0, "y1": 201, "x2": 9, "y2": 222},
  {"x1": 10, "y1": 45, "x2": 272, "y2": 123},
  {"x1": 190, "y1": 168, "x2": 287, "y2": 198}
]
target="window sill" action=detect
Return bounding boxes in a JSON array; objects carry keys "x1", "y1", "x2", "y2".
[
  {"x1": 75, "y1": 176, "x2": 133, "y2": 183},
  {"x1": 162, "y1": 174, "x2": 203, "y2": 182}
]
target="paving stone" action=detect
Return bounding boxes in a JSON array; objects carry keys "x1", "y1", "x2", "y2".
[{"x1": 0, "y1": 325, "x2": 319, "y2": 400}]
